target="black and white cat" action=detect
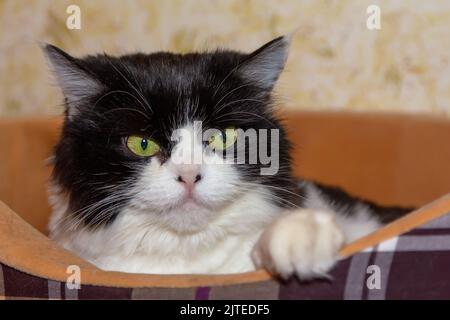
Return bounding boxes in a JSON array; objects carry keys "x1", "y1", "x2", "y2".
[{"x1": 44, "y1": 36, "x2": 409, "y2": 279}]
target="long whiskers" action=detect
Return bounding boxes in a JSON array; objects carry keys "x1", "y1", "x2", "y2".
[{"x1": 104, "y1": 56, "x2": 153, "y2": 114}]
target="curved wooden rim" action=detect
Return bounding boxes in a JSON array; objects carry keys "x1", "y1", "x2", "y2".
[{"x1": 1, "y1": 194, "x2": 450, "y2": 288}]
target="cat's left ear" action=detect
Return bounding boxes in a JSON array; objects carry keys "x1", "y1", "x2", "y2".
[{"x1": 238, "y1": 35, "x2": 291, "y2": 90}]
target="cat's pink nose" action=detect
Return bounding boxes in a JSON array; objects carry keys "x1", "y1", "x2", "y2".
[
  {"x1": 175, "y1": 165, "x2": 202, "y2": 192},
  {"x1": 176, "y1": 174, "x2": 202, "y2": 185},
  {"x1": 176, "y1": 174, "x2": 202, "y2": 193}
]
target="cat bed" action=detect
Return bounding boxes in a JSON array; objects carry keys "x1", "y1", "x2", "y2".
[{"x1": 1, "y1": 111, "x2": 450, "y2": 299}]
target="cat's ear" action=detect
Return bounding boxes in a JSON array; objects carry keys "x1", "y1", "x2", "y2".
[
  {"x1": 238, "y1": 36, "x2": 290, "y2": 90},
  {"x1": 43, "y1": 44, "x2": 102, "y2": 116}
]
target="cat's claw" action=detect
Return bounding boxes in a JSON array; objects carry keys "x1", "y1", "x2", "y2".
[{"x1": 251, "y1": 209, "x2": 345, "y2": 280}]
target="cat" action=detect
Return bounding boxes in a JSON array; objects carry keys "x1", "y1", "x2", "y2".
[{"x1": 44, "y1": 36, "x2": 410, "y2": 279}]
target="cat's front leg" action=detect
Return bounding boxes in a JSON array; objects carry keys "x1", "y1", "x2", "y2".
[{"x1": 251, "y1": 209, "x2": 345, "y2": 280}]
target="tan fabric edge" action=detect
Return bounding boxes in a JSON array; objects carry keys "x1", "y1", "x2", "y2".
[
  {"x1": 1, "y1": 195, "x2": 449, "y2": 288},
  {"x1": 339, "y1": 193, "x2": 450, "y2": 257}
]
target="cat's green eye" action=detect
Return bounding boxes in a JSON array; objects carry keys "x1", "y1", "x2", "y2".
[
  {"x1": 208, "y1": 128, "x2": 238, "y2": 151},
  {"x1": 126, "y1": 136, "x2": 160, "y2": 157}
]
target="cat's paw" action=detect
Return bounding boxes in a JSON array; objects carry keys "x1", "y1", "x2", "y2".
[{"x1": 251, "y1": 209, "x2": 345, "y2": 280}]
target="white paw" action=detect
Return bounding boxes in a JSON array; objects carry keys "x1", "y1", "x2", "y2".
[{"x1": 251, "y1": 209, "x2": 345, "y2": 280}]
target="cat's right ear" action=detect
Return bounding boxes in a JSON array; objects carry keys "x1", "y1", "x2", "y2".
[{"x1": 43, "y1": 44, "x2": 102, "y2": 117}]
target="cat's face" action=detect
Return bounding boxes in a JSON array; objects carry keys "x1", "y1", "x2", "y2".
[{"x1": 46, "y1": 36, "x2": 295, "y2": 233}]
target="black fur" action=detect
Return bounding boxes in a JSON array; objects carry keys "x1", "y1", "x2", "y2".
[
  {"x1": 46, "y1": 37, "x2": 409, "y2": 230},
  {"x1": 306, "y1": 181, "x2": 414, "y2": 224},
  {"x1": 46, "y1": 37, "x2": 299, "y2": 228}
]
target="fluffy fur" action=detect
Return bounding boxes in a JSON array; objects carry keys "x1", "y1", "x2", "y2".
[{"x1": 45, "y1": 36, "x2": 410, "y2": 279}]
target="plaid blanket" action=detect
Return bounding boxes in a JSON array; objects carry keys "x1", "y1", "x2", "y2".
[{"x1": 1, "y1": 210, "x2": 450, "y2": 300}]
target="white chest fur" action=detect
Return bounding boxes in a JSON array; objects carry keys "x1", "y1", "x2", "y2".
[{"x1": 48, "y1": 186, "x2": 281, "y2": 274}]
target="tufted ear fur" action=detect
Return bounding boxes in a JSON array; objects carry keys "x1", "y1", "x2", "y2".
[
  {"x1": 43, "y1": 44, "x2": 103, "y2": 118},
  {"x1": 238, "y1": 36, "x2": 290, "y2": 90}
]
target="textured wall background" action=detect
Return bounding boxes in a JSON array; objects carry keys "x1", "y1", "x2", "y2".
[{"x1": 1, "y1": 0, "x2": 450, "y2": 117}]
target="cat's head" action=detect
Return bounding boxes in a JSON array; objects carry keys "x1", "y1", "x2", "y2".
[{"x1": 45, "y1": 36, "x2": 296, "y2": 233}]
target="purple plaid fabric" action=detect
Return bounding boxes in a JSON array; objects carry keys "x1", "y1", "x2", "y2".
[{"x1": 1, "y1": 211, "x2": 450, "y2": 300}]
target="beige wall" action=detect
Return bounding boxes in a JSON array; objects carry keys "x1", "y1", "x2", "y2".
[{"x1": 1, "y1": 0, "x2": 449, "y2": 117}]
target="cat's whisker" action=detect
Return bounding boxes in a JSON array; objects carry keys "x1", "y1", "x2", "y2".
[
  {"x1": 54, "y1": 187, "x2": 132, "y2": 231},
  {"x1": 101, "y1": 105, "x2": 152, "y2": 122},
  {"x1": 241, "y1": 181, "x2": 306, "y2": 201},
  {"x1": 230, "y1": 185, "x2": 301, "y2": 209},
  {"x1": 212, "y1": 62, "x2": 244, "y2": 98},
  {"x1": 215, "y1": 112, "x2": 277, "y2": 127},
  {"x1": 213, "y1": 98, "x2": 265, "y2": 117},
  {"x1": 211, "y1": 83, "x2": 253, "y2": 114},
  {"x1": 104, "y1": 56, "x2": 153, "y2": 114},
  {"x1": 121, "y1": 62, "x2": 152, "y2": 114}
]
